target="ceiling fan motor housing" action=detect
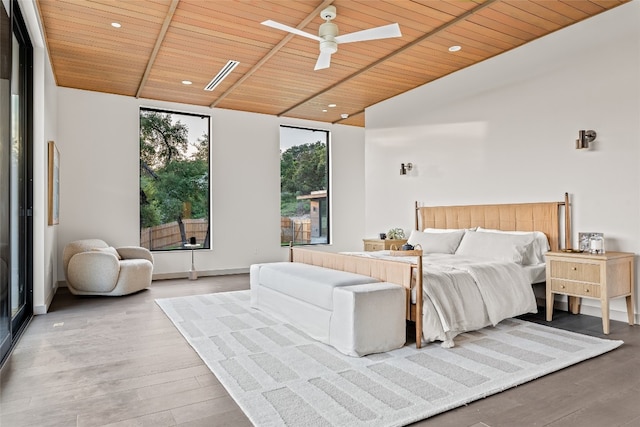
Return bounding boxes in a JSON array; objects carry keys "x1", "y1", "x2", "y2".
[
  {"x1": 320, "y1": 6, "x2": 337, "y2": 21},
  {"x1": 319, "y1": 22, "x2": 338, "y2": 53}
]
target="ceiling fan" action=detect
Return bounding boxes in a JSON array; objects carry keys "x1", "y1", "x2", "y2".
[{"x1": 261, "y1": 5, "x2": 402, "y2": 71}]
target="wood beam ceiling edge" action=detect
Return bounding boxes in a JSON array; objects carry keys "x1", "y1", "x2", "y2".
[
  {"x1": 135, "y1": 0, "x2": 179, "y2": 98},
  {"x1": 278, "y1": 0, "x2": 498, "y2": 118},
  {"x1": 209, "y1": 0, "x2": 335, "y2": 109}
]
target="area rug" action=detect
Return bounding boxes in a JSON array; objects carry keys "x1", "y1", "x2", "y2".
[{"x1": 156, "y1": 290, "x2": 622, "y2": 427}]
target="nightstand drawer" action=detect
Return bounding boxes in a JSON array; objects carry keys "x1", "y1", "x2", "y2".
[
  {"x1": 549, "y1": 260, "x2": 600, "y2": 282},
  {"x1": 364, "y1": 242, "x2": 384, "y2": 251},
  {"x1": 550, "y1": 279, "x2": 601, "y2": 298},
  {"x1": 363, "y1": 239, "x2": 407, "y2": 252}
]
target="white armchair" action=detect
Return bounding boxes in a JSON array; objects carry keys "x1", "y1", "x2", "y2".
[{"x1": 63, "y1": 239, "x2": 154, "y2": 296}]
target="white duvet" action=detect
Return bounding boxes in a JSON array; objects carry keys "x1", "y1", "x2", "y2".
[{"x1": 341, "y1": 252, "x2": 538, "y2": 347}]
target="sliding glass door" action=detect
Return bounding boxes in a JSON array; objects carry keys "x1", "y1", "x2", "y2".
[
  {"x1": 0, "y1": 0, "x2": 33, "y2": 365},
  {"x1": 0, "y1": 0, "x2": 12, "y2": 362},
  {"x1": 10, "y1": 1, "x2": 31, "y2": 336}
]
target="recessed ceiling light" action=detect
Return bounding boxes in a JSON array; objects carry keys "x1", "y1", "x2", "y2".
[
  {"x1": 111, "y1": 22, "x2": 121, "y2": 28},
  {"x1": 328, "y1": 104, "x2": 336, "y2": 108},
  {"x1": 182, "y1": 80, "x2": 193, "y2": 85},
  {"x1": 448, "y1": 45, "x2": 461, "y2": 52},
  {"x1": 322, "y1": 109, "x2": 328, "y2": 113}
]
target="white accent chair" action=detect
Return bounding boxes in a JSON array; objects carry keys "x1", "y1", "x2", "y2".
[{"x1": 63, "y1": 239, "x2": 154, "y2": 296}]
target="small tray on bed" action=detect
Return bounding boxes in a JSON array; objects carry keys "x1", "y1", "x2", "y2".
[
  {"x1": 389, "y1": 250, "x2": 423, "y2": 256},
  {"x1": 389, "y1": 244, "x2": 423, "y2": 257}
]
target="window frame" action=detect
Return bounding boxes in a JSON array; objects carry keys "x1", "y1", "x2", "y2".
[
  {"x1": 139, "y1": 107, "x2": 211, "y2": 252},
  {"x1": 279, "y1": 124, "x2": 331, "y2": 246}
]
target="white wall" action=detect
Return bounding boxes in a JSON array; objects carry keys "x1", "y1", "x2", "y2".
[
  {"x1": 365, "y1": 2, "x2": 640, "y2": 322},
  {"x1": 55, "y1": 89, "x2": 365, "y2": 280},
  {"x1": 39, "y1": 49, "x2": 58, "y2": 314}
]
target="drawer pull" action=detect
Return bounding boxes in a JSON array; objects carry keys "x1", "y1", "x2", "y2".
[
  {"x1": 560, "y1": 285, "x2": 565, "y2": 289},
  {"x1": 571, "y1": 267, "x2": 577, "y2": 271},
  {"x1": 585, "y1": 289, "x2": 590, "y2": 293}
]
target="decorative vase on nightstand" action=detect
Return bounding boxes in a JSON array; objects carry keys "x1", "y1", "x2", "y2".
[
  {"x1": 589, "y1": 233, "x2": 605, "y2": 254},
  {"x1": 387, "y1": 228, "x2": 405, "y2": 240}
]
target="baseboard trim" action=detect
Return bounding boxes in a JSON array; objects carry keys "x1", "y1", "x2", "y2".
[
  {"x1": 34, "y1": 282, "x2": 59, "y2": 315},
  {"x1": 33, "y1": 305, "x2": 47, "y2": 315},
  {"x1": 153, "y1": 267, "x2": 249, "y2": 281}
]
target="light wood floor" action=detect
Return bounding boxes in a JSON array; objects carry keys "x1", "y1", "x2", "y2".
[{"x1": 0, "y1": 275, "x2": 638, "y2": 427}]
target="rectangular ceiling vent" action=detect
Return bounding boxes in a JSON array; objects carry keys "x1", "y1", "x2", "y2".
[{"x1": 204, "y1": 60, "x2": 240, "y2": 91}]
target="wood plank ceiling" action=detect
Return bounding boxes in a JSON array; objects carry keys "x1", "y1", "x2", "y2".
[{"x1": 37, "y1": 0, "x2": 629, "y2": 127}]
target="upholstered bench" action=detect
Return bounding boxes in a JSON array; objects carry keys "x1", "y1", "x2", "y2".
[{"x1": 250, "y1": 262, "x2": 406, "y2": 356}]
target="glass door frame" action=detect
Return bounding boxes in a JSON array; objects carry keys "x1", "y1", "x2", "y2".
[
  {"x1": 0, "y1": 0, "x2": 13, "y2": 364},
  {"x1": 0, "y1": 0, "x2": 33, "y2": 367},
  {"x1": 10, "y1": 0, "x2": 33, "y2": 336}
]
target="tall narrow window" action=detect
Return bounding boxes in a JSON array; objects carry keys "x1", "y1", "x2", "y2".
[
  {"x1": 280, "y1": 125, "x2": 330, "y2": 245},
  {"x1": 139, "y1": 108, "x2": 210, "y2": 251}
]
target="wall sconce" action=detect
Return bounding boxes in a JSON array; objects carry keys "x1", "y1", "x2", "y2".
[
  {"x1": 400, "y1": 162, "x2": 413, "y2": 175},
  {"x1": 576, "y1": 130, "x2": 597, "y2": 150}
]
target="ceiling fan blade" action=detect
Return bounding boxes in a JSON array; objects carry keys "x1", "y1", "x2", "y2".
[
  {"x1": 335, "y1": 23, "x2": 401, "y2": 44},
  {"x1": 314, "y1": 51, "x2": 332, "y2": 70},
  {"x1": 261, "y1": 20, "x2": 322, "y2": 42}
]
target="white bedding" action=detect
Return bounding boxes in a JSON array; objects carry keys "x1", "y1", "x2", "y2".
[
  {"x1": 340, "y1": 251, "x2": 539, "y2": 347},
  {"x1": 524, "y1": 263, "x2": 546, "y2": 284}
]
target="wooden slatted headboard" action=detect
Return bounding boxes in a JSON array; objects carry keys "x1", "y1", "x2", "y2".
[{"x1": 415, "y1": 193, "x2": 570, "y2": 252}]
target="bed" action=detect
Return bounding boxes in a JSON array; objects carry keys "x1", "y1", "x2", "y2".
[{"x1": 290, "y1": 194, "x2": 571, "y2": 348}]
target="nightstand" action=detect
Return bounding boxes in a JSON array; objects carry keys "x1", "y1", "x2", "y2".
[
  {"x1": 545, "y1": 251, "x2": 635, "y2": 334},
  {"x1": 362, "y1": 238, "x2": 407, "y2": 252}
]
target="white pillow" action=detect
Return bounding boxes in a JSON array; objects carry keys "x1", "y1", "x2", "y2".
[
  {"x1": 476, "y1": 227, "x2": 550, "y2": 265},
  {"x1": 455, "y1": 231, "x2": 534, "y2": 264},
  {"x1": 407, "y1": 229, "x2": 465, "y2": 254},
  {"x1": 423, "y1": 227, "x2": 477, "y2": 233}
]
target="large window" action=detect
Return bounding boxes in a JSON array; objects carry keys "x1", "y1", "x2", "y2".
[
  {"x1": 139, "y1": 108, "x2": 210, "y2": 251},
  {"x1": 280, "y1": 125, "x2": 329, "y2": 245}
]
